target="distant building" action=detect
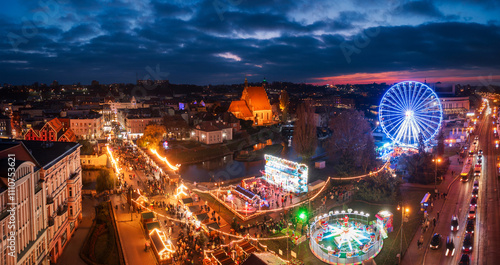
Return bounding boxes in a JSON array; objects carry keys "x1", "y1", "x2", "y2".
[
  {"x1": 24, "y1": 118, "x2": 77, "y2": 142},
  {"x1": 228, "y1": 78, "x2": 273, "y2": 126},
  {"x1": 0, "y1": 140, "x2": 82, "y2": 265},
  {"x1": 193, "y1": 121, "x2": 233, "y2": 144},
  {"x1": 439, "y1": 97, "x2": 470, "y2": 114},
  {"x1": 0, "y1": 114, "x2": 11, "y2": 138},
  {"x1": 69, "y1": 113, "x2": 104, "y2": 140}
]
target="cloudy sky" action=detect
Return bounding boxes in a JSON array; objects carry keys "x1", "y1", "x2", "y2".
[{"x1": 1, "y1": 0, "x2": 500, "y2": 85}]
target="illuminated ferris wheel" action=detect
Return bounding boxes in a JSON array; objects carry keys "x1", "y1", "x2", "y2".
[{"x1": 379, "y1": 81, "x2": 443, "y2": 147}]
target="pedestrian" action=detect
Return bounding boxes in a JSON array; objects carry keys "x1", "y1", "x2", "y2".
[
  {"x1": 437, "y1": 211, "x2": 440, "y2": 221},
  {"x1": 433, "y1": 217, "x2": 436, "y2": 227}
]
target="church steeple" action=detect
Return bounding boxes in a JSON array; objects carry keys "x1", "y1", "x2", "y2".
[{"x1": 244, "y1": 77, "x2": 248, "y2": 88}]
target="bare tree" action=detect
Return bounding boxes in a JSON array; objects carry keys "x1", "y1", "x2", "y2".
[
  {"x1": 293, "y1": 100, "x2": 317, "y2": 160},
  {"x1": 279, "y1": 90, "x2": 290, "y2": 122},
  {"x1": 328, "y1": 109, "x2": 375, "y2": 175}
]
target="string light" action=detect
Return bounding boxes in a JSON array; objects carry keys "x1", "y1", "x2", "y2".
[
  {"x1": 150, "y1": 149, "x2": 180, "y2": 171},
  {"x1": 107, "y1": 145, "x2": 121, "y2": 174}
]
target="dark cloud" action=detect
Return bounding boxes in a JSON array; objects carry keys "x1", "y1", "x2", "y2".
[
  {"x1": 0, "y1": 0, "x2": 498, "y2": 85},
  {"x1": 394, "y1": 1, "x2": 445, "y2": 18}
]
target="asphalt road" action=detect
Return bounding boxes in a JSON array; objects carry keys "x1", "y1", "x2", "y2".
[{"x1": 423, "y1": 103, "x2": 500, "y2": 265}]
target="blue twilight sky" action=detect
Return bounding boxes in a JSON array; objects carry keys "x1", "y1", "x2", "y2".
[{"x1": 1, "y1": 0, "x2": 500, "y2": 85}]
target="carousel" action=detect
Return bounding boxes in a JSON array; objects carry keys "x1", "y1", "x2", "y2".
[{"x1": 309, "y1": 210, "x2": 386, "y2": 264}]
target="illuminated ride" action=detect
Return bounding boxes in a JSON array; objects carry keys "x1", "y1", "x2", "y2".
[
  {"x1": 309, "y1": 210, "x2": 386, "y2": 264},
  {"x1": 379, "y1": 81, "x2": 443, "y2": 148}
]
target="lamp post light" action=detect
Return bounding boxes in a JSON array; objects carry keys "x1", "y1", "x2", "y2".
[
  {"x1": 432, "y1": 157, "x2": 441, "y2": 194},
  {"x1": 397, "y1": 204, "x2": 410, "y2": 263}
]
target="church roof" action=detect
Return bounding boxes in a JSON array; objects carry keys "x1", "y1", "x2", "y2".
[
  {"x1": 243, "y1": 87, "x2": 272, "y2": 111},
  {"x1": 228, "y1": 100, "x2": 253, "y2": 118}
]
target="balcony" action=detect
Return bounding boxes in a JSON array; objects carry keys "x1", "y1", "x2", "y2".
[
  {"x1": 35, "y1": 183, "x2": 42, "y2": 194},
  {"x1": 57, "y1": 205, "x2": 68, "y2": 216},
  {"x1": 48, "y1": 217, "x2": 54, "y2": 227},
  {"x1": 69, "y1": 170, "x2": 80, "y2": 180},
  {"x1": 0, "y1": 209, "x2": 9, "y2": 221},
  {"x1": 46, "y1": 196, "x2": 54, "y2": 204}
]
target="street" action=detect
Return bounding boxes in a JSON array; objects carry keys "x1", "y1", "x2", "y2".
[{"x1": 406, "y1": 102, "x2": 500, "y2": 265}]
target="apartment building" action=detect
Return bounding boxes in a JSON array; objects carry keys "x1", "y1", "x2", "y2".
[{"x1": 0, "y1": 140, "x2": 82, "y2": 265}]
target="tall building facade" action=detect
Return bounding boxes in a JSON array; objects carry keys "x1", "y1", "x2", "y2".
[{"x1": 0, "y1": 140, "x2": 82, "y2": 265}]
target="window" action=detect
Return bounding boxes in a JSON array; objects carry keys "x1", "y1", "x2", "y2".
[
  {"x1": 69, "y1": 206, "x2": 73, "y2": 216},
  {"x1": 69, "y1": 187, "x2": 72, "y2": 197}
]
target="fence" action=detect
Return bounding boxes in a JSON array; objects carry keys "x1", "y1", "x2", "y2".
[{"x1": 308, "y1": 211, "x2": 383, "y2": 265}]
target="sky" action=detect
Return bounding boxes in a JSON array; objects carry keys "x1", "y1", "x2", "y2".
[{"x1": 1, "y1": 0, "x2": 500, "y2": 86}]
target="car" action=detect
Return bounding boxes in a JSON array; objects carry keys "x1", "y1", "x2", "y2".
[
  {"x1": 430, "y1": 233, "x2": 442, "y2": 250},
  {"x1": 462, "y1": 234, "x2": 473, "y2": 253},
  {"x1": 475, "y1": 136, "x2": 479, "y2": 140},
  {"x1": 477, "y1": 158, "x2": 482, "y2": 164},
  {"x1": 459, "y1": 254, "x2": 470, "y2": 265},
  {"x1": 465, "y1": 220, "x2": 475, "y2": 234},
  {"x1": 445, "y1": 237, "x2": 455, "y2": 256},
  {"x1": 473, "y1": 180, "x2": 479, "y2": 189},
  {"x1": 472, "y1": 189, "x2": 479, "y2": 198},
  {"x1": 451, "y1": 215, "x2": 459, "y2": 231},
  {"x1": 479, "y1": 149, "x2": 483, "y2": 155},
  {"x1": 470, "y1": 197, "x2": 477, "y2": 207},
  {"x1": 478, "y1": 154, "x2": 483, "y2": 159},
  {"x1": 468, "y1": 206, "x2": 476, "y2": 220}
]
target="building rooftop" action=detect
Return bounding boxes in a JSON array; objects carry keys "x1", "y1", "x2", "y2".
[{"x1": 0, "y1": 140, "x2": 80, "y2": 169}]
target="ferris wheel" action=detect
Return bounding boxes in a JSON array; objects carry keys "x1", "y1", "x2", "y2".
[{"x1": 379, "y1": 81, "x2": 443, "y2": 147}]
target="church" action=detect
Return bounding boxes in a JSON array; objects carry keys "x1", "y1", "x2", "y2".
[{"x1": 228, "y1": 78, "x2": 273, "y2": 126}]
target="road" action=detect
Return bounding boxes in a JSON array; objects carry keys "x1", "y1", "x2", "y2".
[{"x1": 423, "y1": 102, "x2": 500, "y2": 265}]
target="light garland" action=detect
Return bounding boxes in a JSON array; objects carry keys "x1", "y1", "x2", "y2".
[
  {"x1": 107, "y1": 145, "x2": 121, "y2": 174},
  {"x1": 131, "y1": 196, "x2": 291, "y2": 242},
  {"x1": 150, "y1": 148, "x2": 180, "y2": 171}
]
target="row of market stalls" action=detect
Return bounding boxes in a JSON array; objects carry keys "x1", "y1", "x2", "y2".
[{"x1": 204, "y1": 239, "x2": 287, "y2": 265}]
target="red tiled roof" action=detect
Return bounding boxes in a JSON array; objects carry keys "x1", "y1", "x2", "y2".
[
  {"x1": 228, "y1": 100, "x2": 253, "y2": 118},
  {"x1": 242, "y1": 86, "x2": 271, "y2": 111}
]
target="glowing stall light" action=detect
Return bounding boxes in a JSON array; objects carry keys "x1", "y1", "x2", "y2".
[
  {"x1": 149, "y1": 228, "x2": 175, "y2": 261},
  {"x1": 175, "y1": 184, "x2": 188, "y2": 198},
  {"x1": 150, "y1": 149, "x2": 180, "y2": 171},
  {"x1": 107, "y1": 145, "x2": 121, "y2": 174},
  {"x1": 379, "y1": 81, "x2": 443, "y2": 147}
]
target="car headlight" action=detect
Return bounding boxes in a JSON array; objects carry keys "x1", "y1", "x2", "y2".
[{"x1": 469, "y1": 246, "x2": 472, "y2": 250}]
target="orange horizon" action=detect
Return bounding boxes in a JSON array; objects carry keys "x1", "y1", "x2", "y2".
[{"x1": 311, "y1": 69, "x2": 500, "y2": 85}]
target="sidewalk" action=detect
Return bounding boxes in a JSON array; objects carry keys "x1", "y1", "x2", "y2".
[
  {"x1": 111, "y1": 195, "x2": 158, "y2": 265},
  {"x1": 401, "y1": 154, "x2": 463, "y2": 265},
  {"x1": 56, "y1": 196, "x2": 97, "y2": 265}
]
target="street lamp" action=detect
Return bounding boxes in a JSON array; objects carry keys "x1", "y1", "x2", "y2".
[
  {"x1": 432, "y1": 157, "x2": 441, "y2": 193},
  {"x1": 397, "y1": 204, "x2": 410, "y2": 263}
]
